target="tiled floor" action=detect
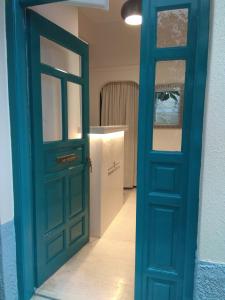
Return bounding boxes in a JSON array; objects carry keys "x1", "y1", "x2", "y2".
[{"x1": 34, "y1": 189, "x2": 136, "y2": 300}]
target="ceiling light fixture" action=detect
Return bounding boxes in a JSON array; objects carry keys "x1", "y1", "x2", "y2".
[{"x1": 121, "y1": 0, "x2": 142, "y2": 26}]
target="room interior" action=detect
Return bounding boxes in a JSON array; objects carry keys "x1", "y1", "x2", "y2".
[{"x1": 32, "y1": 1, "x2": 188, "y2": 299}]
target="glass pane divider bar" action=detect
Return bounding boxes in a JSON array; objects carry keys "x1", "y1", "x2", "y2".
[
  {"x1": 152, "y1": 0, "x2": 192, "y2": 8},
  {"x1": 21, "y1": 0, "x2": 68, "y2": 7},
  {"x1": 40, "y1": 63, "x2": 83, "y2": 85},
  {"x1": 43, "y1": 139, "x2": 86, "y2": 150},
  {"x1": 148, "y1": 151, "x2": 184, "y2": 163},
  {"x1": 61, "y1": 78, "x2": 68, "y2": 141},
  {"x1": 154, "y1": 48, "x2": 189, "y2": 60}
]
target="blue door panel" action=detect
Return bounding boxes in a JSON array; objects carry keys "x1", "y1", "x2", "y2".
[
  {"x1": 136, "y1": 0, "x2": 210, "y2": 299},
  {"x1": 69, "y1": 172, "x2": 83, "y2": 217},
  {"x1": 47, "y1": 233, "x2": 65, "y2": 262},
  {"x1": 151, "y1": 279, "x2": 175, "y2": 299},
  {"x1": 151, "y1": 163, "x2": 182, "y2": 195},
  {"x1": 28, "y1": 10, "x2": 89, "y2": 286},
  {"x1": 69, "y1": 218, "x2": 84, "y2": 245},
  {"x1": 45, "y1": 177, "x2": 65, "y2": 232},
  {"x1": 148, "y1": 206, "x2": 178, "y2": 270},
  {"x1": 146, "y1": 277, "x2": 177, "y2": 300}
]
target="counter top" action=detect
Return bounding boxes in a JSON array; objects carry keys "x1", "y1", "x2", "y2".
[{"x1": 90, "y1": 126, "x2": 128, "y2": 134}]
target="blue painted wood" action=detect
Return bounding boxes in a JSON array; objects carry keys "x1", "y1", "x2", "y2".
[
  {"x1": 27, "y1": 10, "x2": 90, "y2": 286},
  {"x1": 5, "y1": 1, "x2": 35, "y2": 299},
  {"x1": 41, "y1": 64, "x2": 84, "y2": 84},
  {"x1": 183, "y1": 1, "x2": 210, "y2": 298},
  {"x1": 21, "y1": 0, "x2": 68, "y2": 7},
  {"x1": 135, "y1": 0, "x2": 210, "y2": 299}
]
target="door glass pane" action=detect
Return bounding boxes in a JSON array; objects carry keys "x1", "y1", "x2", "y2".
[
  {"x1": 41, "y1": 74, "x2": 62, "y2": 142},
  {"x1": 157, "y1": 8, "x2": 188, "y2": 48},
  {"x1": 40, "y1": 36, "x2": 81, "y2": 77},
  {"x1": 67, "y1": 82, "x2": 82, "y2": 139},
  {"x1": 152, "y1": 60, "x2": 186, "y2": 151}
]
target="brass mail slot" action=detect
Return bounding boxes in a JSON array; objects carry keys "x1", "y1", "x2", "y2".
[{"x1": 56, "y1": 154, "x2": 78, "y2": 164}]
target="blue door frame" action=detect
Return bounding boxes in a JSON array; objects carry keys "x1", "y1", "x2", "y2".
[{"x1": 5, "y1": 0, "x2": 210, "y2": 299}]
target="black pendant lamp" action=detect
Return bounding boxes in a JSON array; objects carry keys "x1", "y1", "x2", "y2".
[{"x1": 121, "y1": 0, "x2": 142, "y2": 26}]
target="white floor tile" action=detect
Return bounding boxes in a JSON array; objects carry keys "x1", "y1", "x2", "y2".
[{"x1": 33, "y1": 189, "x2": 136, "y2": 300}]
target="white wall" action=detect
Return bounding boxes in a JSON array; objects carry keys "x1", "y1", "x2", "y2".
[
  {"x1": 0, "y1": 1, "x2": 14, "y2": 225},
  {"x1": 197, "y1": 0, "x2": 225, "y2": 264}
]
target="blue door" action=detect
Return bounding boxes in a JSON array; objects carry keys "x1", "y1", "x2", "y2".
[
  {"x1": 135, "y1": 0, "x2": 209, "y2": 299},
  {"x1": 28, "y1": 11, "x2": 89, "y2": 286}
]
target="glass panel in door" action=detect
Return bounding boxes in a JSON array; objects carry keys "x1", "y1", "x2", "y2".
[
  {"x1": 41, "y1": 74, "x2": 62, "y2": 142},
  {"x1": 152, "y1": 60, "x2": 186, "y2": 151}
]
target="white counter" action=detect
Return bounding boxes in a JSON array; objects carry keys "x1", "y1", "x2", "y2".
[{"x1": 89, "y1": 126, "x2": 127, "y2": 237}]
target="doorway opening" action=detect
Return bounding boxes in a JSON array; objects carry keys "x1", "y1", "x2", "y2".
[
  {"x1": 31, "y1": 2, "x2": 140, "y2": 299},
  {"x1": 5, "y1": 0, "x2": 209, "y2": 298},
  {"x1": 29, "y1": 1, "x2": 191, "y2": 299}
]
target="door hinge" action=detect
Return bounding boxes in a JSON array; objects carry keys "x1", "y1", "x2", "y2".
[{"x1": 87, "y1": 157, "x2": 92, "y2": 172}]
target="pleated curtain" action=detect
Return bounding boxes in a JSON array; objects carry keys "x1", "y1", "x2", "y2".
[{"x1": 100, "y1": 81, "x2": 139, "y2": 188}]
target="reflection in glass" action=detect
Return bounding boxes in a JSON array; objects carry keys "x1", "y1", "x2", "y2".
[
  {"x1": 40, "y1": 36, "x2": 81, "y2": 77},
  {"x1": 152, "y1": 60, "x2": 186, "y2": 151},
  {"x1": 157, "y1": 8, "x2": 188, "y2": 48},
  {"x1": 41, "y1": 74, "x2": 62, "y2": 142},
  {"x1": 67, "y1": 82, "x2": 82, "y2": 139}
]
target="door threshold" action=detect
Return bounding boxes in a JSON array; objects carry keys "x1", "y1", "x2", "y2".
[{"x1": 33, "y1": 292, "x2": 60, "y2": 300}]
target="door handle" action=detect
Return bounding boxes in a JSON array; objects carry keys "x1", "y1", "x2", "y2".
[{"x1": 56, "y1": 154, "x2": 78, "y2": 164}]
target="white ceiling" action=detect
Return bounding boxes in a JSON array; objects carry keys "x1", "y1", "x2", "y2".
[
  {"x1": 79, "y1": 0, "x2": 126, "y2": 23},
  {"x1": 78, "y1": 0, "x2": 140, "y2": 69}
]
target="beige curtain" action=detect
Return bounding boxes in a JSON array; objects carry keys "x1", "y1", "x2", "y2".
[{"x1": 101, "y1": 81, "x2": 139, "y2": 188}]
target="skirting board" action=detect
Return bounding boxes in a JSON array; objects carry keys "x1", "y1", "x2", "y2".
[
  {"x1": 0, "y1": 220, "x2": 18, "y2": 300},
  {"x1": 194, "y1": 260, "x2": 225, "y2": 300}
]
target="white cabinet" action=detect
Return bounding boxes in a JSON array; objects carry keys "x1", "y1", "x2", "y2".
[{"x1": 89, "y1": 126, "x2": 127, "y2": 237}]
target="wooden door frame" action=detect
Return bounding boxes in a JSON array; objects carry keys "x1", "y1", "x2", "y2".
[{"x1": 5, "y1": 0, "x2": 210, "y2": 299}]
